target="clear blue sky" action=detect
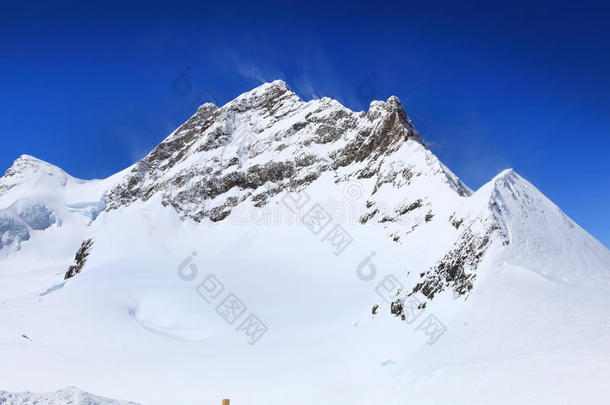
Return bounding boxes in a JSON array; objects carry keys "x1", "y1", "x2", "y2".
[{"x1": 1, "y1": 1, "x2": 609, "y2": 247}]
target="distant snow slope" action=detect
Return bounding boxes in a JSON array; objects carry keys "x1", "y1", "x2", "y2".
[
  {"x1": 0, "y1": 81, "x2": 608, "y2": 405},
  {"x1": 0, "y1": 387, "x2": 139, "y2": 404}
]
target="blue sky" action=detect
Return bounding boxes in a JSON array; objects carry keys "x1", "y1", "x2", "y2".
[{"x1": 1, "y1": 1, "x2": 609, "y2": 247}]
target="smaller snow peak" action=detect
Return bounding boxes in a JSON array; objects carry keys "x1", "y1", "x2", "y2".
[
  {"x1": 4, "y1": 154, "x2": 57, "y2": 178},
  {"x1": 483, "y1": 168, "x2": 527, "y2": 198},
  {"x1": 0, "y1": 154, "x2": 85, "y2": 195},
  {"x1": 472, "y1": 169, "x2": 522, "y2": 198},
  {"x1": 15, "y1": 154, "x2": 40, "y2": 163},
  {"x1": 14, "y1": 154, "x2": 52, "y2": 167},
  {"x1": 12, "y1": 154, "x2": 48, "y2": 169},
  {"x1": 493, "y1": 168, "x2": 517, "y2": 180},
  {"x1": 490, "y1": 169, "x2": 527, "y2": 191},
  {"x1": 478, "y1": 166, "x2": 610, "y2": 282}
]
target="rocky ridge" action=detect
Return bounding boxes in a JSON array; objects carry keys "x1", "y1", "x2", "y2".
[{"x1": 105, "y1": 80, "x2": 469, "y2": 223}]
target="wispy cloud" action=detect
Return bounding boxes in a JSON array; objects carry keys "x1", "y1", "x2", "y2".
[
  {"x1": 293, "y1": 75, "x2": 320, "y2": 100},
  {"x1": 222, "y1": 49, "x2": 285, "y2": 84}
]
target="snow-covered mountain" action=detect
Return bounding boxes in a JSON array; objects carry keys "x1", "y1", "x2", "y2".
[{"x1": 1, "y1": 80, "x2": 609, "y2": 405}]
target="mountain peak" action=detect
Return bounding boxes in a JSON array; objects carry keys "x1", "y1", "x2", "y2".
[
  {"x1": 386, "y1": 95, "x2": 404, "y2": 109},
  {"x1": 227, "y1": 79, "x2": 299, "y2": 112},
  {"x1": 492, "y1": 168, "x2": 517, "y2": 181},
  {"x1": 477, "y1": 167, "x2": 610, "y2": 282},
  {"x1": 4, "y1": 154, "x2": 60, "y2": 178},
  {"x1": 265, "y1": 79, "x2": 290, "y2": 91},
  {"x1": 1, "y1": 154, "x2": 83, "y2": 197},
  {"x1": 367, "y1": 95, "x2": 412, "y2": 128},
  {"x1": 244, "y1": 79, "x2": 292, "y2": 97},
  {"x1": 13, "y1": 154, "x2": 47, "y2": 166}
]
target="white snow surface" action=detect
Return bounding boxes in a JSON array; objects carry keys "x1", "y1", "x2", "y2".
[{"x1": 1, "y1": 81, "x2": 609, "y2": 404}]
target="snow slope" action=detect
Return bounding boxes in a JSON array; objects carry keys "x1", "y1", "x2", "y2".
[
  {"x1": 0, "y1": 387, "x2": 139, "y2": 404},
  {"x1": 0, "y1": 81, "x2": 608, "y2": 404}
]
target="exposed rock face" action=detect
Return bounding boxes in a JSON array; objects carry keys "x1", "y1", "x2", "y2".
[
  {"x1": 385, "y1": 222, "x2": 498, "y2": 324},
  {"x1": 413, "y1": 229, "x2": 491, "y2": 299},
  {"x1": 105, "y1": 80, "x2": 468, "y2": 223},
  {"x1": 65, "y1": 239, "x2": 93, "y2": 280}
]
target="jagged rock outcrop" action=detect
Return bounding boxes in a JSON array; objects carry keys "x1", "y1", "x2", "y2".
[{"x1": 65, "y1": 239, "x2": 93, "y2": 280}]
